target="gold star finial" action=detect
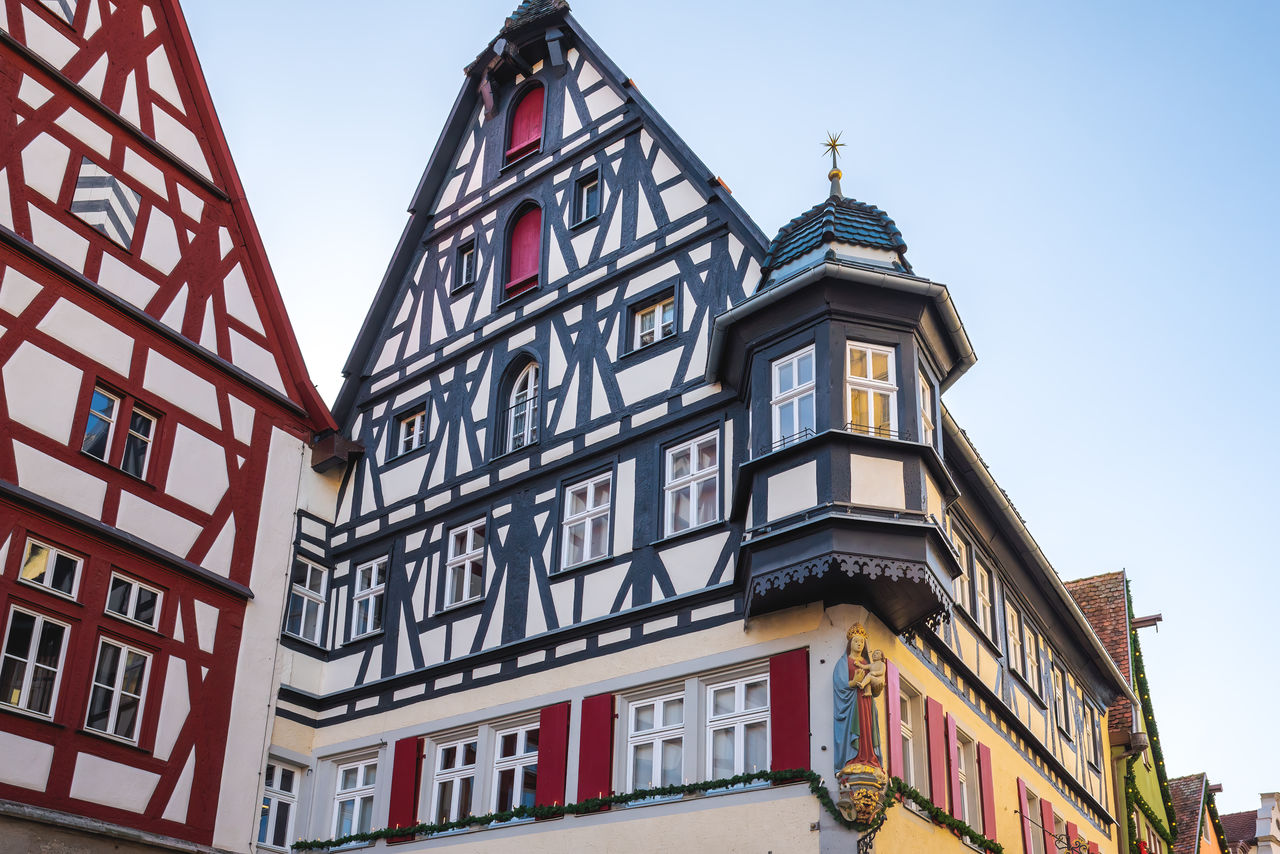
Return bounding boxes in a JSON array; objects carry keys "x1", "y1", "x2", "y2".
[{"x1": 823, "y1": 131, "x2": 845, "y2": 196}]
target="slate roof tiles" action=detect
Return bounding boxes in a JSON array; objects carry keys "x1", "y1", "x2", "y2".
[{"x1": 762, "y1": 194, "x2": 910, "y2": 274}]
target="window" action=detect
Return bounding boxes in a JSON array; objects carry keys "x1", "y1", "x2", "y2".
[
  {"x1": 455, "y1": 241, "x2": 477, "y2": 292},
  {"x1": 396, "y1": 409, "x2": 427, "y2": 456},
  {"x1": 86, "y1": 637, "x2": 149, "y2": 741},
  {"x1": 284, "y1": 559, "x2": 326, "y2": 645},
  {"x1": 333, "y1": 759, "x2": 377, "y2": 838},
  {"x1": 1024, "y1": 624, "x2": 1043, "y2": 694},
  {"x1": 105, "y1": 573, "x2": 162, "y2": 629},
  {"x1": 919, "y1": 369, "x2": 936, "y2": 446},
  {"x1": 1086, "y1": 704, "x2": 1103, "y2": 766},
  {"x1": 258, "y1": 761, "x2": 299, "y2": 851},
  {"x1": 973, "y1": 559, "x2": 994, "y2": 637},
  {"x1": 633, "y1": 296, "x2": 675, "y2": 349},
  {"x1": 432, "y1": 738, "x2": 477, "y2": 824},
  {"x1": 664, "y1": 433, "x2": 718, "y2": 535},
  {"x1": 573, "y1": 171, "x2": 600, "y2": 224},
  {"x1": 1052, "y1": 666, "x2": 1072, "y2": 738},
  {"x1": 771, "y1": 347, "x2": 815, "y2": 446},
  {"x1": 19, "y1": 538, "x2": 82, "y2": 599},
  {"x1": 0, "y1": 607, "x2": 68, "y2": 717},
  {"x1": 899, "y1": 679, "x2": 928, "y2": 796},
  {"x1": 506, "y1": 362, "x2": 539, "y2": 452},
  {"x1": 846, "y1": 341, "x2": 896, "y2": 437},
  {"x1": 706, "y1": 675, "x2": 769, "y2": 778},
  {"x1": 1005, "y1": 602, "x2": 1024, "y2": 677},
  {"x1": 505, "y1": 205, "x2": 542, "y2": 297},
  {"x1": 445, "y1": 520, "x2": 486, "y2": 608},
  {"x1": 492, "y1": 722, "x2": 539, "y2": 812},
  {"x1": 562, "y1": 472, "x2": 612, "y2": 569},
  {"x1": 82, "y1": 386, "x2": 157, "y2": 479},
  {"x1": 505, "y1": 84, "x2": 544, "y2": 163},
  {"x1": 628, "y1": 691, "x2": 684, "y2": 791},
  {"x1": 948, "y1": 518, "x2": 971, "y2": 615},
  {"x1": 1024, "y1": 787, "x2": 1048, "y2": 854},
  {"x1": 351, "y1": 558, "x2": 386, "y2": 638},
  {"x1": 956, "y1": 728, "x2": 979, "y2": 828}
]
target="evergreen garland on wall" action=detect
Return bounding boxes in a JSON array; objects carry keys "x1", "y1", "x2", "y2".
[{"x1": 1125, "y1": 581, "x2": 1177, "y2": 850}]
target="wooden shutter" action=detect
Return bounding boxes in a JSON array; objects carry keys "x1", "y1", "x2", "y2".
[
  {"x1": 577, "y1": 692, "x2": 615, "y2": 805},
  {"x1": 506, "y1": 84, "x2": 545, "y2": 160},
  {"x1": 535, "y1": 701, "x2": 570, "y2": 808},
  {"x1": 1040, "y1": 796, "x2": 1057, "y2": 854},
  {"x1": 946, "y1": 713, "x2": 963, "y2": 819},
  {"x1": 1066, "y1": 821, "x2": 1079, "y2": 847},
  {"x1": 387, "y1": 735, "x2": 423, "y2": 842},
  {"x1": 977, "y1": 742, "x2": 997, "y2": 840},
  {"x1": 885, "y1": 660, "x2": 903, "y2": 778},
  {"x1": 507, "y1": 206, "x2": 542, "y2": 295},
  {"x1": 1087, "y1": 843, "x2": 1100, "y2": 854},
  {"x1": 926, "y1": 697, "x2": 947, "y2": 808},
  {"x1": 1017, "y1": 778, "x2": 1035, "y2": 854},
  {"x1": 769, "y1": 648, "x2": 810, "y2": 773}
]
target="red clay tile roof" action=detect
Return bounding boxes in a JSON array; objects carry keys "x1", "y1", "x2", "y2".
[
  {"x1": 1169, "y1": 774, "x2": 1207, "y2": 854},
  {"x1": 1064, "y1": 571, "x2": 1133, "y2": 732},
  {"x1": 1221, "y1": 810, "x2": 1258, "y2": 845}
]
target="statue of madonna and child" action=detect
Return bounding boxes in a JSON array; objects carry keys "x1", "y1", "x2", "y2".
[{"x1": 832, "y1": 622, "x2": 890, "y2": 825}]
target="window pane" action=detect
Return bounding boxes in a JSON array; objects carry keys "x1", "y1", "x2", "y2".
[
  {"x1": 467, "y1": 561, "x2": 483, "y2": 599},
  {"x1": 778, "y1": 400, "x2": 795, "y2": 436},
  {"x1": 633, "y1": 703, "x2": 654, "y2": 732},
  {"x1": 82, "y1": 414, "x2": 112, "y2": 459},
  {"x1": 873, "y1": 392, "x2": 891, "y2": 433},
  {"x1": 114, "y1": 692, "x2": 139, "y2": 738},
  {"x1": 337, "y1": 799, "x2": 355, "y2": 835},
  {"x1": 592, "y1": 479, "x2": 610, "y2": 507},
  {"x1": 660, "y1": 739, "x2": 682, "y2": 786},
  {"x1": 4, "y1": 611, "x2": 34, "y2": 656},
  {"x1": 51, "y1": 554, "x2": 77, "y2": 594},
  {"x1": 662, "y1": 698, "x2": 683, "y2": 727},
  {"x1": 632, "y1": 742, "x2": 653, "y2": 789},
  {"x1": 27, "y1": 664, "x2": 56, "y2": 715},
  {"x1": 798, "y1": 392, "x2": 815, "y2": 433},
  {"x1": 86, "y1": 685, "x2": 113, "y2": 730},
  {"x1": 435, "y1": 780, "x2": 452, "y2": 823},
  {"x1": 279, "y1": 767, "x2": 295, "y2": 792},
  {"x1": 341, "y1": 766, "x2": 359, "y2": 789},
  {"x1": 695, "y1": 478, "x2": 717, "y2": 525},
  {"x1": 744, "y1": 721, "x2": 768, "y2": 771},
  {"x1": 121, "y1": 434, "x2": 148, "y2": 477},
  {"x1": 712, "y1": 687, "x2": 735, "y2": 716},
  {"x1": 744, "y1": 680, "x2": 768, "y2": 710},
  {"x1": 120, "y1": 651, "x2": 146, "y2": 695},
  {"x1": 463, "y1": 742, "x2": 477, "y2": 765},
  {"x1": 258, "y1": 797, "x2": 271, "y2": 843},
  {"x1": 449, "y1": 566, "x2": 465, "y2": 604},
  {"x1": 519, "y1": 765, "x2": 538, "y2": 807},
  {"x1": 1, "y1": 659, "x2": 27, "y2": 706},
  {"x1": 588, "y1": 516, "x2": 608, "y2": 558},
  {"x1": 566, "y1": 523, "x2": 585, "y2": 565},
  {"x1": 872, "y1": 351, "x2": 889, "y2": 382},
  {"x1": 94, "y1": 643, "x2": 120, "y2": 685},
  {"x1": 849, "y1": 348, "x2": 867, "y2": 379},
  {"x1": 457, "y1": 776, "x2": 473, "y2": 819},
  {"x1": 497, "y1": 767, "x2": 515, "y2": 812},
  {"x1": 696, "y1": 440, "x2": 716, "y2": 471},
  {"x1": 797, "y1": 352, "x2": 813, "y2": 385},
  {"x1": 21, "y1": 543, "x2": 49, "y2": 586},
  {"x1": 669, "y1": 448, "x2": 691, "y2": 480},
  {"x1": 107, "y1": 577, "x2": 131, "y2": 615},
  {"x1": 35, "y1": 622, "x2": 63, "y2": 668},
  {"x1": 134, "y1": 588, "x2": 158, "y2": 624},
  {"x1": 272, "y1": 800, "x2": 291, "y2": 847},
  {"x1": 850, "y1": 389, "x2": 869, "y2": 430},
  {"x1": 524, "y1": 727, "x2": 539, "y2": 754},
  {"x1": 501, "y1": 732, "x2": 518, "y2": 758},
  {"x1": 776, "y1": 361, "x2": 794, "y2": 394},
  {"x1": 569, "y1": 487, "x2": 587, "y2": 516},
  {"x1": 711, "y1": 727, "x2": 734, "y2": 778}
]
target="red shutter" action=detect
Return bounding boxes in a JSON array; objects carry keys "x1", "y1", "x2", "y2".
[
  {"x1": 946, "y1": 713, "x2": 962, "y2": 819},
  {"x1": 926, "y1": 697, "x2": 947, "y2": 807},
  {"x1": 387, "y1": 736, "x2": 423, "y2": 842},
  {"x1": 506, "y1": 206, "x2": 542, "y2": 295},
  {"x1": 1017, "y1": 778, "x2": 1035, "y2": 854},
  {"x1": 769, "y1": 648, "x2": 810, "y2": 773},
  {"x1": 1087, "y1": 843, "x2": 1100, "y2": 854},
  {"x1": 535, "y1": 701, "x2": 570, "y2": 808},
  {"x1": 1066, "y1": 822, "x2": 1079, "y2": 847},
  {"x1": 977, "y1": 742, "x2": 996, "y2": 840},
  {"x1": 506, "y1": 84, "x2": 545, "y2": 160},
  {"x1": 1040, "y1": 796, "x2": 1057, "y2": 854},
  {"x1": 885, "y1": 660, "x2": 903, "y2": 778},
  {"x1": 577, "y1": 692, "x2": 615, "y2": 805}
]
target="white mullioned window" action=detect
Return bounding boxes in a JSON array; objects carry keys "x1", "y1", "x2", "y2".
[
  {"x1": 85, "y1": 637, "x2": 150, "y2": 742},
  {"x1": 81, "y1": 386, "x2": 120, "y2": 462},
  {"x1": 121, "y1": 408, "x2": 156, "y2": 478},
  {"x1": 333, "y1": 759, "x2": 377, "y2": 838},
  {"x1": 1053, "y1": 666, "x2": 1072, "y2": 737},
  {"x1": 351, "y1": 558, "x2": 386, "y2": 638},
  {"x1": 82, "y1": 387, "x2": 156, "y2": 479},
  {"x1": 634, "y1": 296, "x2": 675, "y2": 349},
  {"x1": 1005, "y1": 602, "x2": 1024, "y2": 678},
  {"x1": 706, "y1": 674, "x2": 769, "y2": 778},
  {"x1": 492, "y1": 722, "x2": 539, "y2": 812},
  {"x1": 665, "y1": 433, "x2": 718, "y2": 535},
  {"x1": 574, "y1": 172, "x2": 600, "y2": 224},
  {"x1": 948, "y1": 517, "x2": 971, "y2": 614},
  {"x1": 105, "y1": 573, "x2": 162, "y2": 629},
  {"x1": 919, "y1": 369, "x2": 936, "y2": 446},
  {"x1": 1024, "y1": 625, "x2": 1043, "y2": 693},
  {"x1": 899, "y1": 679, "x2": 928, "y2": 796},
  {"x1": 1087, "y1": 704, "x2": 1103, "y2": 765},
  {"x1": 771, "y1": 347, "x2": 815, "y2": 445},
  {"x1": 397, "y1": 409, "x2": 427, "y2": 456},
  {"x1": 19, "y1": 538, "x2": 82, "y2": 599},
  {"x1": 258, "y1": 761, "x2": 299, "y2": 851},
  {"x1": 846, "y1": 341, "x2": 896, "y2": 437},
  {"x1": 974, "y1": 559, "x2": 994, "y2": 637},
  {"x1": 457, "y1": 242, "x2": 477, "y2": 290},
  {"x1": 432, "y1": 738, "x2": 477, "y2": 825},
  {"x1": 562, "y1": 472, "x2": 611, "y2": 569},
  {"x1": 0, "y1": 607, "x2": 69, "y2": 717},
  {"x1": 445, "y1": 519, "x2": 486, "y2": 608},
  {"x1": 628, "y1": 691, "x2": 685, "y2": 791},
  {"x1": 956, "y1": 728, "x2": 979, "y2": 828},
  {"x1": 284, "y1": 559, "x2": 326, "y2": 645},
  {"x1": 507, "y1": 363, "x2": 539, "y2": 451}
]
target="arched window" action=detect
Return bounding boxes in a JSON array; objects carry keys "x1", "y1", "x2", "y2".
[
  {"x1": 507, "y1": 362, "x2": 539, "y2": 451},
  {"x1": 506, "y1": 204, "x2": 542, "y2": 297},
  {"x1": 506, "y1": 83, "x2": 544, "y2": 163}
]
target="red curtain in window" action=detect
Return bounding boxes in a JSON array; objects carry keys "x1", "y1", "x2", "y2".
[
  {"x1": 387, "y1": 736, "x2": 423, "y2": 842},
  {"x1": 926, "y1": 697, "x2": 947, "y2": 809},
  {"x1": 1017, "y1": 778, "x2": 1035, "y2": 854},
  {"x1": 946, "y1": 713, "x2": 963, "y2": 820},
  {"x1": 535, "y1": 701, "x2": 570, "y2": 808},
  {"x1": 1040, "y1": 796, "x2": 1057, "y2": 854},
  {"x1": 884, "y1": 660, "x2": 903, "y2": 778},
  {"x1": 506, "y1": 84, "x2": 544, "y2": 161},
  {"x1": 577, "y1": 692, "x2": 615, "y2": 806},
  {"x1": 977, "y1": 742, "x2": 997, "y2": 840},
  {"x1": 506, "y1": 206, "x2": 542, "y2": 295},
  {"x1": 768, "y1": 648, "x2": 810, "y2": 773}
]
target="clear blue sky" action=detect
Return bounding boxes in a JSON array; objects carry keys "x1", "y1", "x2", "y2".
[{"x1": 184, "y1": 0, "x2": 1280, "y2": 814}]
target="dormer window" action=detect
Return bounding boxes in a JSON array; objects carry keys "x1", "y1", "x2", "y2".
[
  {"x1": 505, "y1": 204, "x2": 542, "y2": 298},
  {"x1": 846, "y1": 342, "x2": 896, "y2": 437},
  {"x1": 505, "y1": 83, "x2": 545, "y2": 164}
]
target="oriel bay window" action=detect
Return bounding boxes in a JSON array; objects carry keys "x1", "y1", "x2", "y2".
[
  {"x1": 285, "y1": 559, "x2": 327, "y2": 645},
  {"x1": 1, "y1": 607, "x2": 68, "y2": 717},
  {"x1": 846, "y1": 341, "x2": 896, "y2": 437},
  {"x1": 86, "y1": 637, "x2": 150, "y2": 742},
  {"x1": 664, "y1": 433, "x2": 718, "y2": 535},
  {"x1": 82, "y1": 385, "x2": 158, "y2": 479},
  {"x1": 562, "y1": 472, "x2": 612, "y2": 569}
]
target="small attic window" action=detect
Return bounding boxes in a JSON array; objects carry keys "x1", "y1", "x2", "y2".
[{"x1": 506, "y1": 83, "x2": 545, "y2": 164}]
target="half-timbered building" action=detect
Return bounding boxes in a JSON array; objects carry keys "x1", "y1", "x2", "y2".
[
  {"x1": 262, "y1": 2, "x2": 1138, "y2": 853},
  {"x1": 0, "y1": 1, "x2": 343, "y2": 851}
]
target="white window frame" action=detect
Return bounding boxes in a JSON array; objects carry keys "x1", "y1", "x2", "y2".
[
  {"x1": 845, "y1": 341, "x2": 897, "y2": 437},
  {"x1": 351, "y1": 558, "x2": 386, "y2": 639},
  {"x1": 664, "y1": 432, "x2": 719, "y2": 536},
  {"x1": 121, "y1": 406, "x2": 156, "y2": 479},
  {"x1": 491, "y1": 721, "x2": 539, "y2": 813},
  {"x1": 82, "y1": 386, "x2": 157, "y2": 479},
  {"x1": 284, "y1": 559, "x2": 327, "y2": 645},
  {"x1": 1025, "y1": 787, "x2": 1048, "y2": 854},
  {"x1": 1005, "y1": 602, "x2": 1024, "y2": 678},
  {"x1": 507, "y1": 363, "x2": 539, "y2": 452},
  {"x1": 1053, "y1": 665, "x2": 1073, "y2": 738},
  {"x1": 973, "y1": 559, "x2": 994, "y2": 636},
  {"x1": 948, "y1": 517, "x2": 971, "y2": 615},
  {"x1": 1024, "y1": 624, "x2": 1043, "y2": 694},
  {"x1": 956, "y1": 727, "x2": 979, "y2": 828},
  {"x1": 85, "y1": 637, "x2": 150, "y2": 743},
  {"x1": 918, "y1": 368, "x2": 936, "y2": 446},
  {"x1": 899, "y1": 678, "x2": 928, "y2": 796},
  {"x1": 705, "y1": 673, "x2": 770, "y2": 779},
  {"x1": 396, "y1": 409, "x2": 427, "y2": 456},
  {"x1": 0, "y1": 606, "x2": 69, "y2": 718},
  {"x1": 258, "y1": 760, "x2": 300, "y2": 851},
  {"x1": 105, "y1": 572, "x2": 162, "y2": 630},
  {"x1": 561, "y1": 472, "x2": 612, "y2": 570},
  {"x1": 771, "y1": 346, "x2": 815, "y2": 446},
  {"x1": 626, "y1": 689, "x2": 686, "y2": 792},
  {"x1": 431, "y1": 737, "x2": 478, "y2": 825},
  {"x1": 18, "y1": 538, "x2": 83, "y2": 600},
  {"x1": 1086, "y1": 704, "x2": 1103, "y2": 766},
  {"x1": 81, "y1": 386, "x2": 120, "y2": 463},
  {"x1": 457, "y1": 241, "x2": 477, "y2": 290},
  {"x1": 445, "y1": 520, "x2": 486, "y2": 608},
  {"x1": 574, "y1": 171, "x2": 601, "y2": 224},
  {"x1": 332, "y1": 758, "x2": 378, "y2": 838},
  {"x1": 633, "y1": 296, "x2": 675, "y2": 350}
]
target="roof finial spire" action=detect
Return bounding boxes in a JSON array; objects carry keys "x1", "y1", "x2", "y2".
[{"x1": 823, "y1": 131, "x2": 845, "y2": 198}]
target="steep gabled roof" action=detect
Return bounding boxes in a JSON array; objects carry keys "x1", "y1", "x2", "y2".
[
  {"x1": 1064, "y1": 571, "x2": 1133, "y2": 732},
  {"x1": 1221, "y1": 810, "x2": 1257, "y2": 848},
  {"x1": 1169, "y1": 774, "x2": 1231, "y2": 854}
]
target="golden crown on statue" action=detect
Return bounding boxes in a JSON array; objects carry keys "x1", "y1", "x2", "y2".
[{"x1": 847, "y1": 623, "x2": 868, "y2": 640}]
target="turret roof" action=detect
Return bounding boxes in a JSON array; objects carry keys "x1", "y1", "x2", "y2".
[{"x1": 762, "y1": 193, "x2": 910, "y2": 275}]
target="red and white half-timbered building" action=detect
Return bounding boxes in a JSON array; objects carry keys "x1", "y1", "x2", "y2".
[{"x1": 0, "y1": 0, "x2": 345, "y2": 850}]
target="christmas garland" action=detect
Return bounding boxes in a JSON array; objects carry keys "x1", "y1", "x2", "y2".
[
  {"x1": 1125, "y1": 582, "x2": 1177, "y2": 849},
  {"x1": 290, "y1": 770, "x2": 1002, "y2": 852}
]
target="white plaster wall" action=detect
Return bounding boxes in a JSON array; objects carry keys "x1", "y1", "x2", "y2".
[
  {"x1": 0, "y1": 731, "x2": 54, "y2": 791},
  {"x1": 35, "y1": 298, "x2": 134, "y2": 376},
  {"x1": 3, "y1": 341, "x2": 82, "y2": 443},
  {"x1": 69, "y1": 754, "x2": 159, "y2": 812},
  {"x1": 849, "y1": 454, "x2": 906, "y2": 510},
  {"x1": 164, "y1": 424, "x2": 229, "y2": 513},
  {"x1": 767, "y1": 460, "x2": 817, "y2": 522}
]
